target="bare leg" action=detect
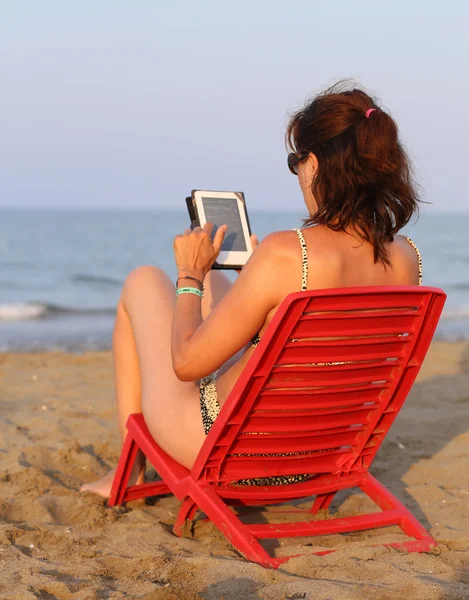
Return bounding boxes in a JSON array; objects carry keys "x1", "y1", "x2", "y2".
[
  {"x1": 113, "y1": 299, "x2": 143, "y2": 442},
  {"x1": 80, "y1": 298, "x2": 145, "y2": 495},
  {"x1": 80, "y1": 267, "x2": 233, "y2": 497},
  {"x1": 201, "y1": 270, "x2": 234, "y2": 319}
]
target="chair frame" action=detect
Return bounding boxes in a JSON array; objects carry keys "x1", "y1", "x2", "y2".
[{"x1": 109, "y1": 286, "x2": 446, "y2": 568}]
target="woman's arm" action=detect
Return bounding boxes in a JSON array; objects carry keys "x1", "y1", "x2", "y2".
[{"x1": 172, "y1": 226, "x2": 290, "y2": 381}]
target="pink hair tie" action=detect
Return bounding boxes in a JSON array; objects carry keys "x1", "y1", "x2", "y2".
[{"x1": 366, "y1": 108, "x2": 376, "y2": 119}]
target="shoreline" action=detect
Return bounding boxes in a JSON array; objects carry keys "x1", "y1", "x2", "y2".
[
  {"x1": 1, "y1": 310, "x2": 469, "y2": 354},
  {"x1": 1, "y1": 341, "x2": 468, "y2": 599}
]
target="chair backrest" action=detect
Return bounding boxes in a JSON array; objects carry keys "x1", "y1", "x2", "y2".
[{"x1": 192, "y1": 286, "x2": 446, "y2": 484}]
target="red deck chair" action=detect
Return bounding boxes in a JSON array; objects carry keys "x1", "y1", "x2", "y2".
[{"x1": 109, "y1": 286, "x2": 446, "y2": 568}]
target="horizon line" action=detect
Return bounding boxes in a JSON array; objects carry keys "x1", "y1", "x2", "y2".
[{"x1": 0, "y1": 205, "x2": 467, "y2": 216}]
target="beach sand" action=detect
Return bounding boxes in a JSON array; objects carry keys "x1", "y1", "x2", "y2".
[{"x1": 1, "y1": 341, "x2": 468, "y2": 599}]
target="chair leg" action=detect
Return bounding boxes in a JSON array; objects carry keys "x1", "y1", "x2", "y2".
[
  {"x1": 192, "y1": 486, "x2": 287, "y2": 568},
  {"x1": 109, "y1": 433, "x2": 139, "y2": 507},
  {"x1": 109, "y1": 433, "x2": 172, "y2": 506},
  {"x1": 120, "y1": 480, "x2": 172, "y2": 503},
  {"x1": 311, "y1": 492, "x2": 336, "y2": 514},
  {"x1": 173, "y1": 497, "x2": 198, "y2": 538},
  {"x1": 360, "y1": 473, "x2": 437, "y2": 551}
]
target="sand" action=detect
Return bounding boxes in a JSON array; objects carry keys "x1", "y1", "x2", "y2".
[{"x1": 1, "y1": 342, "x2": 468, "y2": 600}]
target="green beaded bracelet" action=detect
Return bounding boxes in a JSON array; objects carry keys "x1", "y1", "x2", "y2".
[{"x1": 176, "y1": 286, "x2": 203, "y2": 299}]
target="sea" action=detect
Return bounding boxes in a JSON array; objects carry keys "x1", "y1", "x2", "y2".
[{"x1": 0, "y1": 208, "x2": 468, "y2": 352}]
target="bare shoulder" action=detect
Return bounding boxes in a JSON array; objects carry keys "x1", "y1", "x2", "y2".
[
  {"x1": 391, "y1": 234, "x2": 421, "y2": 282},
  {"x1": 261, "y1": 229, "x2": 301, "y2": 245},
  {"x1": 256, "y1": 230, "x2": 303, "y2": 258},
  {"x1": 242, "y1": 230, "x2": 304, "y2": 285},
  {"x1": 394, "y1": 234, "x2": 421, "y2": 264}
]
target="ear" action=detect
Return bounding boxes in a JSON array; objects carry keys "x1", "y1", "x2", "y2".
[
  {"x1": 308, "y1": 152, "x2": 319, "y2": 175},
  {"x1": 300, "y1": 153, "x2": 319, "y2": 189}
]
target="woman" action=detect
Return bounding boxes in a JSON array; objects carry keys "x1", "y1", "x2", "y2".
[{"x1": 81, "y1": 81, "x2": 422, "y2": 497}]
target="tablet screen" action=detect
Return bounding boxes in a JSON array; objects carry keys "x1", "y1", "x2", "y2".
[{"x1": 201, "y1": 197, "x2": 247, "y2": 252}]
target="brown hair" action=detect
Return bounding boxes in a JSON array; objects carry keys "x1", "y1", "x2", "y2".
[{"x1": 286, "y1": 81, "x2": 421, "y2": 265}]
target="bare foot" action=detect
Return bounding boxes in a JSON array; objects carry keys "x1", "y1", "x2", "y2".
[
  {"x1": 80, "y1": 468, "x2": 119, "y2": 498},
  {"x1": 80, "y1": 456, "x2": 145, "y2": 499}
]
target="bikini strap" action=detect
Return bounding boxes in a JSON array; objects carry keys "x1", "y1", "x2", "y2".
[
  {"x1": 403, "y1": 236, "x2": 423, "y2": 286},
  {"x1": 294, "y1": 228, "x2": 308, "y2": 291},
  {"x1": 252, "y1": 229, "x2": 307, "y2": 349}
]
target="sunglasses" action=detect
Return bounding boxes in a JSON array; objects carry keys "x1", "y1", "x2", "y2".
[{"x1": 287, "y1": 151, "x2": 309, "y2": 175}]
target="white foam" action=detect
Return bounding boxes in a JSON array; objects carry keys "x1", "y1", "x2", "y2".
[{"x1": 0, "y1": 303, "x2": 48, "y2": 321}]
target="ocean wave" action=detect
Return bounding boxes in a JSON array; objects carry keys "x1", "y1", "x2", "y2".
[
  {"x1": 0, "y1": 302, "x2": 116, "y2": 321},
  {"x1": 71, "y1": 273, "x2": 123, "y2": 286},
  {"x1": 0, "y1": 303, "x2": 48, "y2": 321}
]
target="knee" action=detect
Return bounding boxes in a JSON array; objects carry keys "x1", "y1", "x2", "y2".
[
  {"x1": 125, "y1": 265, "x2": 165, "y2": 285},
  {"x1": 122, "y1": 266, "x2": 172, "y2": 301}
]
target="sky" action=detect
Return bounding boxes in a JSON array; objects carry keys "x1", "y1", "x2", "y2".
[{"x1": 1, "y1": 1, "x2": 468, "y2": 213}]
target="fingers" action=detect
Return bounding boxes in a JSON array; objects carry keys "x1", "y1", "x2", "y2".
[
  {"x1": 212, "y1": 224, "x2": 227, "y2": 254},
  {"x1": 177, "y1": 222, "x2": 227, "y2": 260},
  {"x1": 203, "y1": 222, "x2": 227, "y2": 255},
  {"x1": 203, "y1": 222, "x2": 213, "y2": 236}
]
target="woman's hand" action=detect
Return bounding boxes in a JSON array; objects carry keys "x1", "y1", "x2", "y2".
[{"x1": 174, "y1": 222, "x2": 227, "y2": 280}]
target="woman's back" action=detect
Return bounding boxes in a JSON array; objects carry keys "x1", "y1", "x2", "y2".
[
  {"x1": 302, "y1": 226, "x2": 421, "y2": 289},
  {"x1": 215, "y1": 225, "x2": 422, "y2": 405}
]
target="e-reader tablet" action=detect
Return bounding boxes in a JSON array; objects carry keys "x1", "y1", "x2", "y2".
[{"x1": 186, "y1": 190, "x2": 253, "y2": 270}]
